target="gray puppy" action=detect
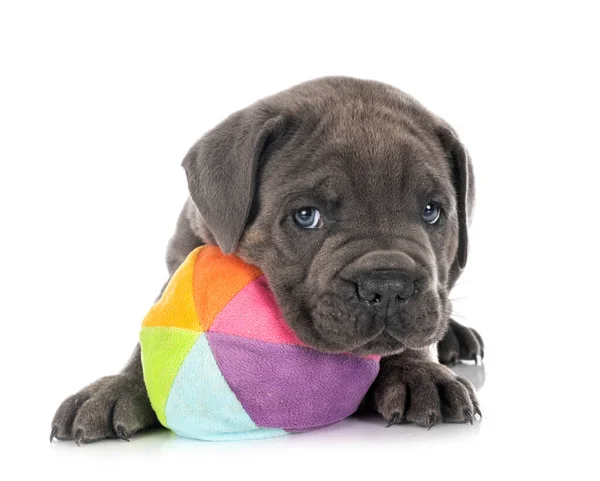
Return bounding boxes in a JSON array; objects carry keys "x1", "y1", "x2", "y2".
[{"x1": 51, "y1": 77, "x2": 483, "y2": 444}]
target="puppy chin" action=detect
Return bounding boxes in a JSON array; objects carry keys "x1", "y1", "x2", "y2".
[
  {"x1": 308, "y1": 322, "x2": 386, "y2": 354},
  {"x1": 350, "y1": 331, "x2": 407, "y2": 357}
]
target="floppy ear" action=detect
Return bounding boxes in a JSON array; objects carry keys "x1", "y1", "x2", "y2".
[
  {"x1": 182, "y1": 109, "x2": 286, "y2": 254},
  {"x1": 436, "y1": 124, "x2": 475, "y2": 270}
]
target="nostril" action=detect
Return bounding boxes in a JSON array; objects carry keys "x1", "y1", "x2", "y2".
[
  {"x1": 356, "y1": 283, "x2": 380, "y2": 304},
  {"x1": 369, "y1": 294, "x2": 382, "y2": 306},
  {"x1": 356, "y1": 283, "x2": 386, "y2": 308}
]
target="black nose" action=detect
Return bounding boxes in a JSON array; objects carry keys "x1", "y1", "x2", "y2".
[{"x1": 354, "y1": 270, "x2": 415, "y2": 306}]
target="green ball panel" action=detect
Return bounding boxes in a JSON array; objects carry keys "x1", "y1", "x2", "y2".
[{"x1": 140, "y1": 326, "x2": 200, "y2": 426}]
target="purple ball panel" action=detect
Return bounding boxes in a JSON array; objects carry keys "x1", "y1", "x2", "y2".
[{"x1": 206, "y1": 332, "x2": 379, "y2": 431}]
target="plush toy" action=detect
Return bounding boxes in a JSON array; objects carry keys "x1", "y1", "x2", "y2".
[{"x1": 140, "y1": 245, "x2": 380, "y2": 441}]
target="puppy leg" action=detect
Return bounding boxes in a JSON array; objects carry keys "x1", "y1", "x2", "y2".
[
  {"x1": 437, "y1": 319, "x2": 484, "y2": 365},
  {"x1": 50, "y1": 200, "x2": 205, "y2": 443},
  {"x1": 371, "y1": 349, "x2": 480, "y2": 428}
]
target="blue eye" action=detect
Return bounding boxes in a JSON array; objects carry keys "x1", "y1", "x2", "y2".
[
  {"x1": 422, "y1": 202, "x2": 441, "y2": 224},
  {"x1": 293, "y1": 207, "x2": 322, "y2": 229}
]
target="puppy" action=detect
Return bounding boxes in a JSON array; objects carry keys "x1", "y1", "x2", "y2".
[{"x1": 51, "y1": 77, "x2": 484, "y2": 443}]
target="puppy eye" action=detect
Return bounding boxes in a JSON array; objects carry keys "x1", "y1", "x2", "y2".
[
  {"x1": 293, "y1": 207, "x2": 322, "y2": 229},
  {"x1": 422, "y1": 202, "x2": 441, "y2": 225}
]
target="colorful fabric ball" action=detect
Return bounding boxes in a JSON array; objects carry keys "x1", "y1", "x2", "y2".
[{"x1": 140, "y1": 246, "x2": 380, "y2": 441}]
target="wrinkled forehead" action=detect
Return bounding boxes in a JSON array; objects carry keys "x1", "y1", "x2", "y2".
[{"x1": 262, "y1": 124, "x2": 455, "y2": 211}]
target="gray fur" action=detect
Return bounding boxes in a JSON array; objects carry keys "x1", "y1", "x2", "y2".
[{"x1": 51, "y1": 76, "x2": 483, "y2": 443}]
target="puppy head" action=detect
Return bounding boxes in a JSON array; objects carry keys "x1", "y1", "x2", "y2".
[{"x1": 183, "y1": 77, "x2": 474, "y2": 356}]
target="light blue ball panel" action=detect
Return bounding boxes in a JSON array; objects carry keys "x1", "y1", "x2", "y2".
[{"x1": 164, "y1": 334, "x2": 287, "y2": 441}]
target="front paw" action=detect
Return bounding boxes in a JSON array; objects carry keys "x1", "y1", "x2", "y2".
[
  {"x1": 438, "y1": 319, "x2": 484, "y2": 365},
  {"x1": 373, "y1": 359, "x2": 480, "y2": 428},
  {"x1": 50, "y1": 374, "x2": 157, "y2": 444}
]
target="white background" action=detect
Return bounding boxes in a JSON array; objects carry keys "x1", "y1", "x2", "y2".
[{"x1": 1, "y1": 1, "x2": 599, "y2": 479}]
